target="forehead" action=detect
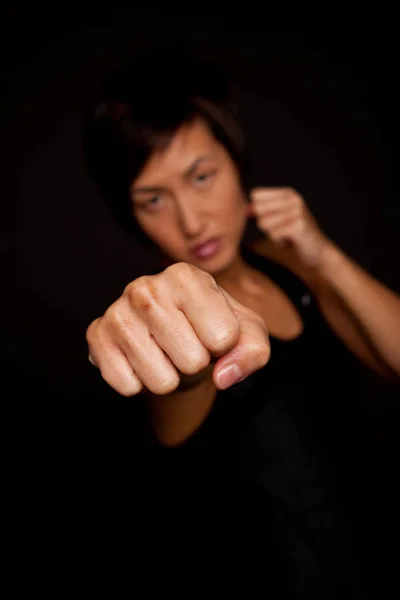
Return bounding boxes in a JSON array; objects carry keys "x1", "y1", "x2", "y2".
[{"x1": 133, "y1": 118, "x2": 220, "y2": 188}]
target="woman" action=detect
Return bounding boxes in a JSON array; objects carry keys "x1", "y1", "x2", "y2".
[{"x1": 81, "y1": 45, "x2": 399, "y2": 595}]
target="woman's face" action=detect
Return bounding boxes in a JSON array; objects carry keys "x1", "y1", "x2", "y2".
[{"x1": 130, "y1": 118, "x2": 248, "y2": 276}]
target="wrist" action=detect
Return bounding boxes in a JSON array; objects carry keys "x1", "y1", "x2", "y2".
[
  {"x1": 176, "y1": 366, "x2": 214, "y2": 391},
  {"x1": 149, "y1": 369, "x2": 216, "y2": 447}
]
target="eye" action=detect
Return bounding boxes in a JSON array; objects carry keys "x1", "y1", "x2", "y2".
[
  {"x1": 194, "y1": 171, "x2": 216, "y2": 186},
  {"x1": 147, "y1": 195, "x2": 161, "y2": 206},
  {"x1": 134, "y1": 195, "x2": 163, "y2": 211}
]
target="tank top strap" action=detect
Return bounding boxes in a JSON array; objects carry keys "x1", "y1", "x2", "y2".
[{"x1": 240, "y1": 244, "x2": 316, "y2": 319}]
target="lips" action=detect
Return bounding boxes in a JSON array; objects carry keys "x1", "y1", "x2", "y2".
[{"x1": 190, "y1": 237, "x2": 220, "y2": 259}]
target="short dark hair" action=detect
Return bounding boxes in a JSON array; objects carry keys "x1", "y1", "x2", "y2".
[{"x1": 82, "y1": 43, "x2": 249, "y2": 247}]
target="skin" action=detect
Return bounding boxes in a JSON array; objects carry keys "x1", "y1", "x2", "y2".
[
  {"x1": 131, "y1": 117, "x2": 252, "y2": 288},
  {"x1": 131, "y1": 117, "x2": 304, "y2": 339},
  {"x1": 88, "y1": 115, "x2": 400, "y2": 444},
  {"x1": 247, "y1": 190, "x2": 400, "y2": 379}
]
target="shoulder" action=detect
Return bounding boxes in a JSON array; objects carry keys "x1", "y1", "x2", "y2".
[
  {"x1": 241, "y1": 241, "x2": 319, "y2": 323},
  {"x1": 245, "y1": 239, "x2": 325, "y2": 321}
]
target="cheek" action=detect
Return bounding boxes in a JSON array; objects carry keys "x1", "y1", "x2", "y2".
[
  {"x1": 135, "y1": 211, "x2": 164, "y2": 243},
  {"x1": 136, "y1": 212, "x2": 183, "y2": 254},
  {"x1": 216, "y1": 177, "x2": 247, "y2": 223}
]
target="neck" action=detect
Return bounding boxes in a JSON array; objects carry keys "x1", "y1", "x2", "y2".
[{"x1": 213, "y1": 248, "x2": 254, "y2": 291}]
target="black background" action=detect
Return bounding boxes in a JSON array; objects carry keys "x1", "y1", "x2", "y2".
[{"x1": 2, "y1": 1, "x2": 399, "y2": 583}]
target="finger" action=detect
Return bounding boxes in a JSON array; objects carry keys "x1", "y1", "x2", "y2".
[
  {"x1": 130, "y1": 291, "x2": 212, "y2": 376},
  {"x1": 151, "y1": 305, "x2": 212, "y2": 375},
  {"x1": 213, "y1": 290, "x2": 270, "y2": 390},
  {"x1": 168, "y1": 265, "x2": 240, "y2": 359},
  {"x1": 125, "y1": 277, "x2": 212, "y2": 376},
  {"x1": 251, "y1": 187, "x2": 300, "y2": 201},
  {"x1": 258, "y1": 208, "x2": 300, "y2": 231},
  {"x1": 88, "y1": 341, "x2": 144, "y2": 397},
  {"x1": 251, "y1": 195, "x2": 296, "y2": 214},
  {"x1": 107, "y1": 299, "x2": 181, "y2": 395},
  {"x1": 268, "y1": 218, "x2": 302, "y2": 244},
  {"x1": 251, "y1": 186, "x2": 290, "y2": 197},
  {"x1": 118, "y1": 328, "x2": 181, "y2": 395}
]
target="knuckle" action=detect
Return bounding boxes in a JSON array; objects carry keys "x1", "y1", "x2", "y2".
[
  {"x1": 166, "y1": 262, "x2": 219, "y2": 295},
  {"x1": 128, "y1": 274, "x2": 151, "y2": 293},
  {"x1": 151, "y1": 373, "x2": 181, "y2": 396},
  {"x1": 169, "y1": 261, "x2": 194, "y2": 275},
  {"x1": 168, "y1": 261, "x2": 197, "y2": 283},
  {"x1": 167, "y1": 262, "x2": 218, "y2": 299},
  {"x1": 204, "y1": 271, "x2": 219, "y2": 291},
  {"x1": 164, "y1": 262, "x2": 195, "y2": 294},
  {"x1": 248, "y1": 341, "x2": 271, "y2": 369},
  {"x1": 117, "y1": 379, "x2": 144, "y2": 397},
  {"x1": 104, "y1": 303, "x2": 125, "y2": 328},
  {"x1": 180, "y1": 352, "x2": 210, "y2": 376},
  {"x1": 124, "y1": 276, "x2": 159, "y2": 311},
  {"x1": 86, "y1": 318, "x2": 101, "y2": 345},
  {"x1": 198, "y1": 270, "x2": 220, "y2": 294},
  {"x1": 123, "y1": 280, "x2": 135, "y2": 297},
  {"x1": 87, "y1": 316, "x2": 121, "y2": 355},
  {"x1": 211, "y1": 322, "x2": 240, "y2": 354},
  {"x1": 101, "y1": 367, "x2": 142, "y2": 397}
]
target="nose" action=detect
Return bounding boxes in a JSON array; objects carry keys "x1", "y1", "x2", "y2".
[{"x1": 175, "y1": 195, "x2": 205, "y2": 238}]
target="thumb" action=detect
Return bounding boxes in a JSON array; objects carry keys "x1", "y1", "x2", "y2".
[{"x1": 212, "y1": 291, "x2": 270, "y2": 390}]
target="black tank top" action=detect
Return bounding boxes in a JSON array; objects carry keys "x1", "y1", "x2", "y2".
[
  {"x1": 65, "y1": 247, "x2": 371, "y2": 596},
  {"x1": 134, "y1": 246, "x2": 367, "y2": 595}
]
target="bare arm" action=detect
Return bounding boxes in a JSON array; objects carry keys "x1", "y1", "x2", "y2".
[
  {"x1": 252, "y1": 237, "x2": 400, "y2": 380},
  {"x1": 146, "y1": 365, "x2": 217, "y2": 447},
  {"x1": 248, "y1": 187, "x2": 400, "y2": 381},
  {"x1": 87, "y1": 263, "x2": 270, "y2": 447},
  {"x1": 311, "y1": 242, "x2": 400, "y2": 380}
]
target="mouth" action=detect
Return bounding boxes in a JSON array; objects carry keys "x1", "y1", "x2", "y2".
[{"x1": 190, "y1": 237, "x2": 221, "y2": 260}]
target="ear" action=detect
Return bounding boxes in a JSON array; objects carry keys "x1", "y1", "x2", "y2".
[{"x1": 245, "y1": 202, "x2": 255, "y2": 218}]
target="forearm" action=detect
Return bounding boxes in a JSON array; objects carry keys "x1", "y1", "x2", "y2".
[
  {"x1": 315, "y1": 242, "x2": 400, "y2": 377},
  {"x1": 147, "y1": 365, "x2": 218, "y2": 447}
]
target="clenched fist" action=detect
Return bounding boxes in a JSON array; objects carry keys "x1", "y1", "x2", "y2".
[
  {"x1": 248, "y1": 187, "x2": 331, "y2": 268},
  {"x1": 86, "y1": 262, "x2": 270, "y2": 396}
]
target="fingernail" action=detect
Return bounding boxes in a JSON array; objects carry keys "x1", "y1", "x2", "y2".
[
  {"x1": 217, "y1": 363, "x2": 243, "y2": 390},
  {"x1": 88, "y1": 353, "x2": 97, "y2": 367}
]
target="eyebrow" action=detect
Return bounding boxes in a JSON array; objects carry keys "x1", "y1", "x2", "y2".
[
  {"x1": 184, "y1": 154, "x2": 214, "y2": 177},
  {"x1": 132, "y1": 154, "x2": 215, "y2": 195}
]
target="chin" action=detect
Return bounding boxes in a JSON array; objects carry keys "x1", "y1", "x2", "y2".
[{"x1": 202, "y1": 243, "x2": 238, "y2": 276}]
